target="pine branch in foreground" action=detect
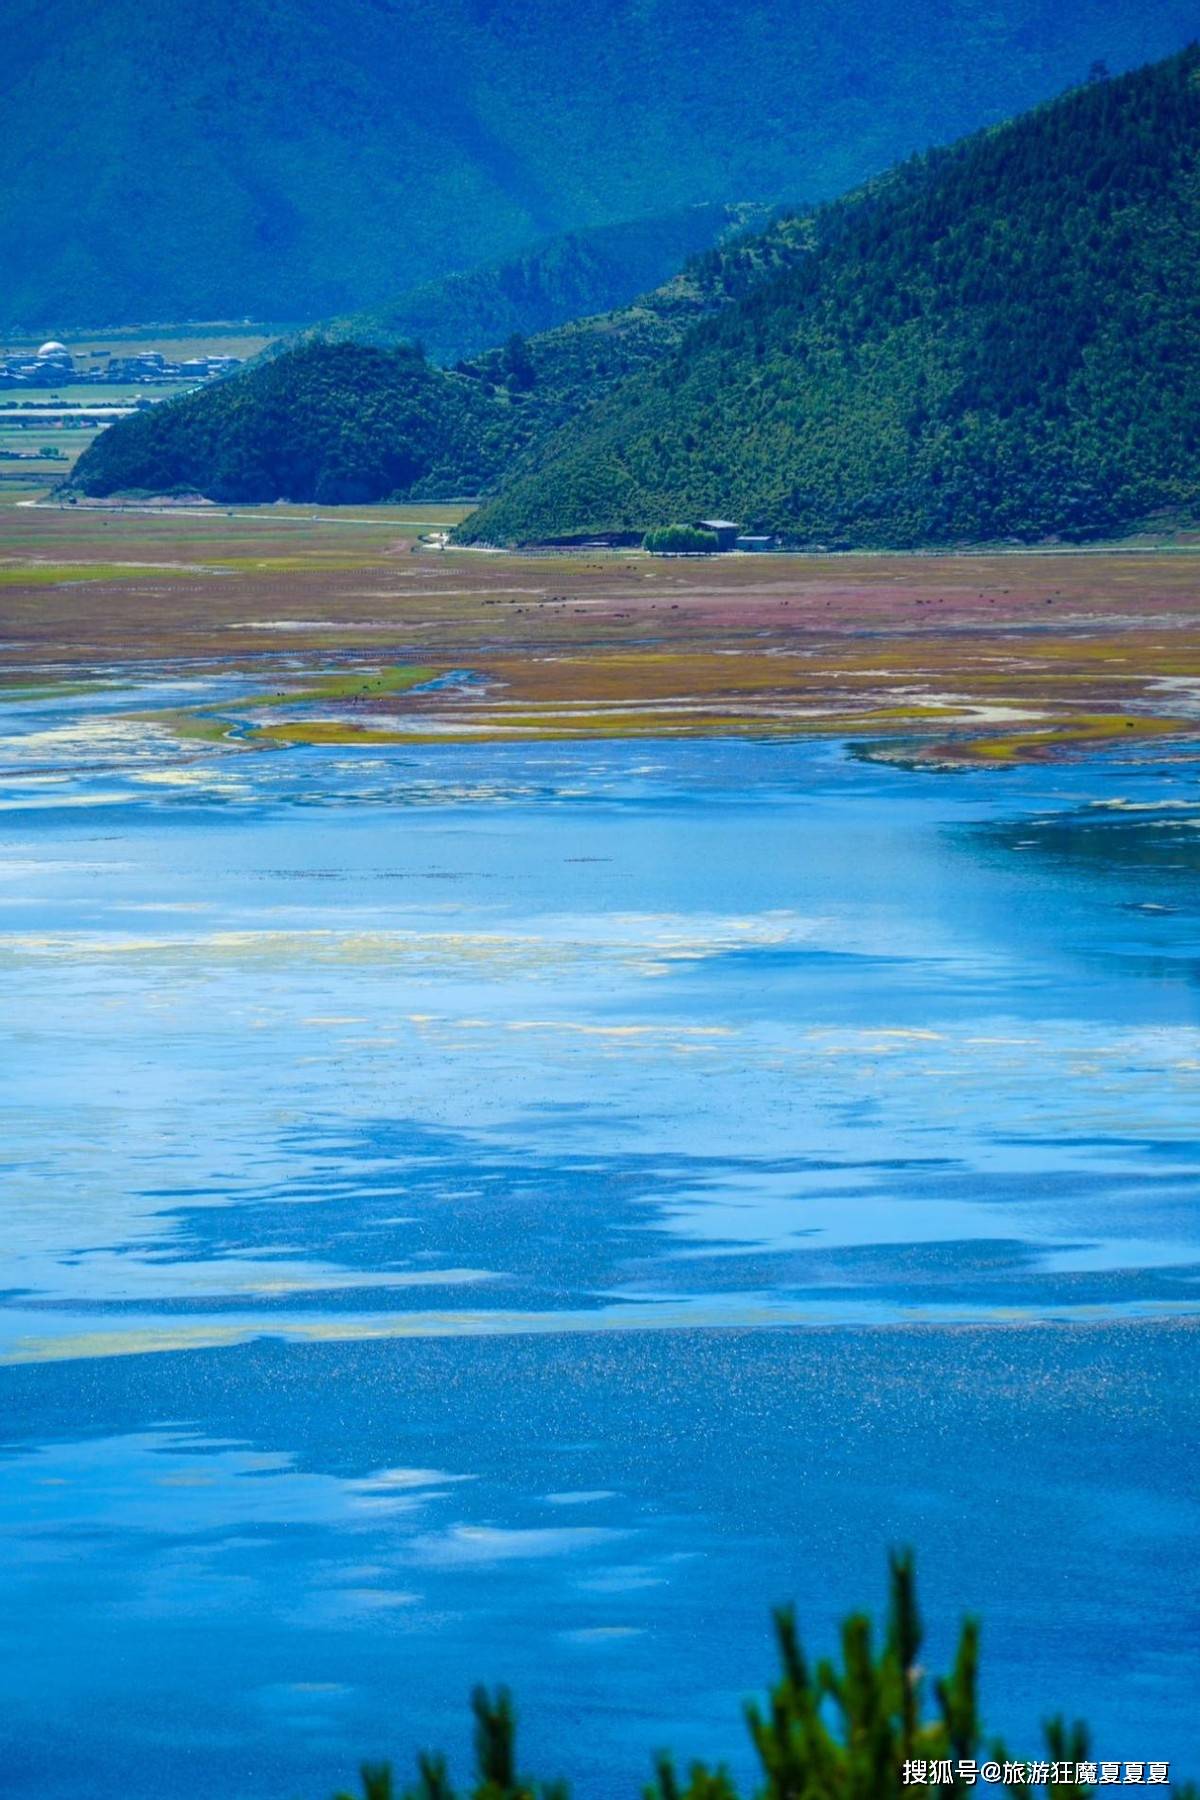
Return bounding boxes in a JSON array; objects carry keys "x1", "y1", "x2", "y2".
[{"x1": 333, "y1": 1554, "x2": 1195, "y2": 1800}]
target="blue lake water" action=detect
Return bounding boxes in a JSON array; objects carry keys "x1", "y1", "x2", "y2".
[{"x1": 1, "y1": 684, "x2": 1198, "y2": 1796}]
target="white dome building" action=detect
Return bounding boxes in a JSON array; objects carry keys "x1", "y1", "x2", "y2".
[{"x1": 37, "y1": 340, "x2": 71, "y2": 361}]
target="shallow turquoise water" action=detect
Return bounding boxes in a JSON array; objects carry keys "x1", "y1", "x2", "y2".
[{"x1": 1, "y1": 685, "x2": 1198, "y2": 1795}]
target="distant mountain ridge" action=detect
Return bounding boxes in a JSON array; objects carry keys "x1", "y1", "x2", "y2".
[
  {"x1": 6, "y1": 0, "x2": 1200, "y2": 327},
  {"x1": 306, "y1": 203, "x2": 773, "y2": 366},
  {"x1": 465, "y1": 48, "x2": 1200, "y2": 548}
]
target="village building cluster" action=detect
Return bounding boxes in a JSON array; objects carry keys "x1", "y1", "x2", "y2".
[{"x1": 0, "y1": 339, "x2": 244, "y2": 390}]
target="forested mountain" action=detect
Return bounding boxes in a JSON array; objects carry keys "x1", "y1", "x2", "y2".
[
  {"x1": 464, "y1": 49, "x2": 1200, "y2": 548},
  {"x1": 6, "y1": 0, "x2": 1199, "y2": 327},
  {"x1": 68, "y1": 343, "x2": 501, "y2": 505},
  {"x1": 69, "y1": 210, "x2": 818, "y2": 501},
  {"x1": 309, "y1": 204, "x2": 771, "y2": 366}
]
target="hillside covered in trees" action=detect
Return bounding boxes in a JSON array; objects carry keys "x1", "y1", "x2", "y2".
[
  {"x1": 69, "y1": 212, "x2": 818, "y2": 502},
  {"x1": 5, "y1": 0, "x2": 1195, "y2": 327},
  {"x1": 67, "y1": 343, "x2": 503, "y2": 505},
  {"x1": 463, "y1": 48, "x2": 1200, "y2": 548}
]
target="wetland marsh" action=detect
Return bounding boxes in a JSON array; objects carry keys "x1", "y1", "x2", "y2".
[{"x1": 1, "y1": 508, "x2": 1198, "y2": 1797}]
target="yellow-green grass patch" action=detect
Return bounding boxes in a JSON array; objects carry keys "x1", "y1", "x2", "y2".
[
  {"x1": 0, "y1": 561, "x2": 212, "y2": 586},
  {"x1": 953, "y1": 713, "x2": 1189, "y2": 762}
]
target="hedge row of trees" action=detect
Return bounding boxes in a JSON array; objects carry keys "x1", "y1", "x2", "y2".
[{"x1": 643, "y1": 524, "x2": 720, "y2": 552}]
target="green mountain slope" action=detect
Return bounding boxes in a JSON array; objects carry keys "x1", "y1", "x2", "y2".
[
  {"x1": 465, "y1": 51, "x2": 1200, "y2": 548},
  {"x1": 5, "y1": 0, "x2": 1200, "y2": 328},
  {"x1": 70, "y1": 210, "x2": 818, "y2": 502},
  {"x1": 67, "y1": 342, "x2": 503, "y2": 504},
  {"x1": 312, "y1": 204, "x2": 771, "y2": 366}
]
